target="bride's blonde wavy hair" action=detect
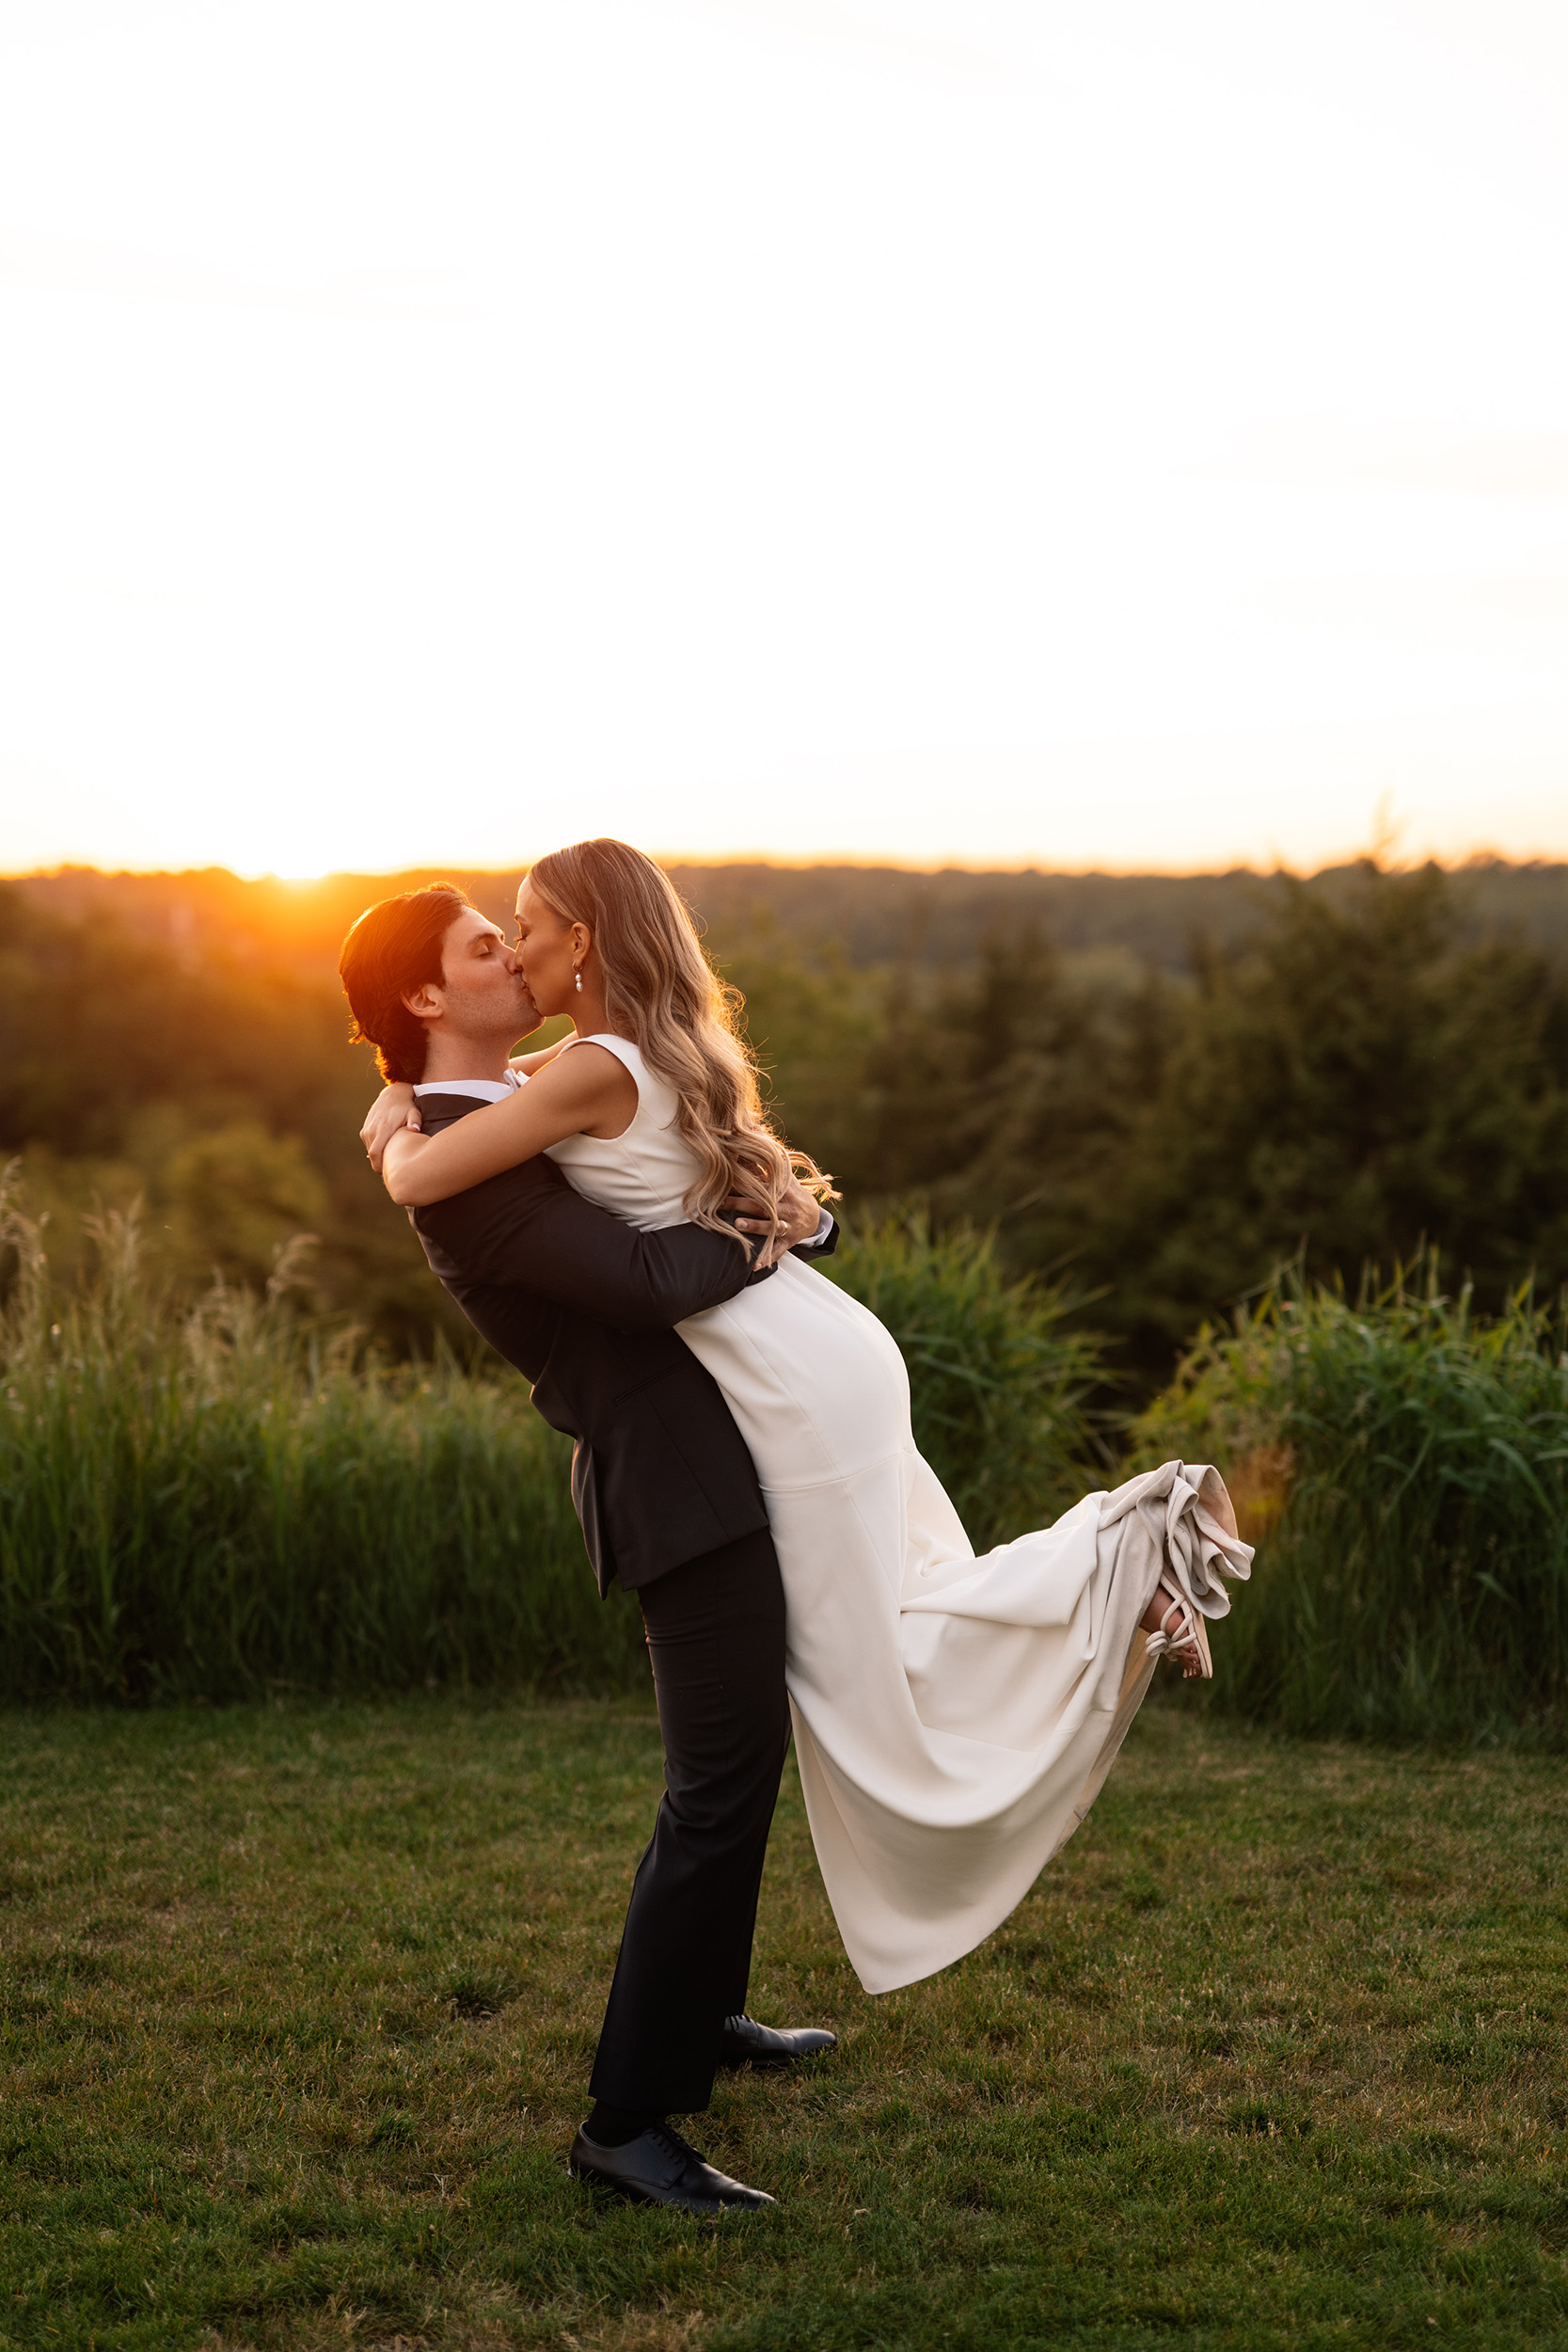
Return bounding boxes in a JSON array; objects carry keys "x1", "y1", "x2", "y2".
[{"x1": 528, "y1": 838, "x2": 837, "y2": 1245}]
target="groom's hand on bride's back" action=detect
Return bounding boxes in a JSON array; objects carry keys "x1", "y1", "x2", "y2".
[{"x1": 724, "y1": 1177, "x2": 828, "y2": 1268}]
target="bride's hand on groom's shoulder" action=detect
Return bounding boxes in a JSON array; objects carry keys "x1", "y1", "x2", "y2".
[
  {"x1": 724, "y1": 1176, "x2": 820, "y2": 1267},
  {"x1": 360, "y1": 1084, "x2": 421, "y2": 1173}
]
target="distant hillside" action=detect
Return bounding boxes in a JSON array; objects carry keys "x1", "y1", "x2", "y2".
[{"x1": 12, "y1": 855, "x2": 1568, "y2": 977}]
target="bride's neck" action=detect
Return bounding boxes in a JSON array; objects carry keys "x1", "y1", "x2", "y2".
[{"x1": 570, "y1": 984, "x2": 612, "y2": 1035}]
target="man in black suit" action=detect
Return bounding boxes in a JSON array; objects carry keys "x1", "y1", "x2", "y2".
[{"x1": 340, "y1": 882, "x2": 835, "y2": 2217}]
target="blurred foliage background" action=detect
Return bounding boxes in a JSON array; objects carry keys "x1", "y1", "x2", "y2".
[{"x1": 5, "y1": 853, "x2": 1566, "y2": 1396}]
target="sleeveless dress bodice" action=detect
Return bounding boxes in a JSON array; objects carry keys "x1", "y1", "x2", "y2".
[
  {"x1": 544, "y1": 1033, "x2": 695, "y2": 1232},
  {"x1": 540, "y1": 1032, "x2": 1252, "y2": 1994}
]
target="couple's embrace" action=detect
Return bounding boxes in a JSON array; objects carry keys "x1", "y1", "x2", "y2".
[{"x1": 339, "y1": 837, "x2": 1252, "y2": 2217}]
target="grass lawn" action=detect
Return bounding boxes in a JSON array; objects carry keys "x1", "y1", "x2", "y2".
[{"x1": 1, "y1": 1696, "x2": 1566, "y2": 2351}]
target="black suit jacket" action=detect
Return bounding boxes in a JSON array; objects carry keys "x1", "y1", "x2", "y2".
[{"x1": 409, "y1": 1090, "x2": 836, "y2": 1596}]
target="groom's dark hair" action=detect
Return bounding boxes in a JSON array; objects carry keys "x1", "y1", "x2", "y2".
[{"x1": 338, "y1": 882, "x2": 471, "y2": 1084}]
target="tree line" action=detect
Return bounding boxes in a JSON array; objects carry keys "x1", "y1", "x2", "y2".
[
  {"x1": 4, "y1": 857, "x2": 1566, "y2": 1392},
  {"x1": 727, "y1": 859, "x2": 1568, "y2": 1385}
]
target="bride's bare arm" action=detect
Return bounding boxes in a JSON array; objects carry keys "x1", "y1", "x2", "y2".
[
  {"x1": 359, "y1": 1041, "x2": 572, "y2": 1167},
  {"x1": 380, "y1": 1045, "x2": 637, "y2": 1207},
  {"x1": 509, "y1": 1038, "x2": 570, "y2": 1075},
  {"x1": 361, "y1": 1083, "x2": 420, "y2": 1166}
]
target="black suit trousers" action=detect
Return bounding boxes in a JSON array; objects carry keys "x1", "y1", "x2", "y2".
[{"x1": 588, "y1": 1527, "x2": 791, "y2": 2117}]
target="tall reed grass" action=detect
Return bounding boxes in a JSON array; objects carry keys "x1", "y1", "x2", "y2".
[
  {"x1": 1134, "y1": 1261, "x2": 1568, "y2": 1742},
  {"x1": 0, "y1": 1185, "x2": 1111, "y2": 1701},
  {"x1": 0, "y1": 1184, "x2": 641, "y2": 1701}
]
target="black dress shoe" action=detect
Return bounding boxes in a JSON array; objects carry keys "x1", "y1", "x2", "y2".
[
  {"x1": 568, "y1": 2122, "x2": 777, "y2": 2215},
  {"x1": 717, "y1": 2012, "x2": 837, "y2": 2067}
]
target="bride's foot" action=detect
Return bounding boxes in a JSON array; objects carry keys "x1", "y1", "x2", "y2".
[{"x1": 1140, "y1": 1577, "x2": 1212, "y2": 1679}]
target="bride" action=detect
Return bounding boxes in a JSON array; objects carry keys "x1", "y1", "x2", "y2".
[{"x1": 361, "y1": 837, "x2": 1252, "y2": 1994}]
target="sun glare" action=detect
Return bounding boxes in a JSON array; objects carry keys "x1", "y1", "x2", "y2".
[{"x1": 4, "y1": 2, "x2": 1568, "y2": 877}]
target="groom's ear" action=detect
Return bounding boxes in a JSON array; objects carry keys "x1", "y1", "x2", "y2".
[{"x1": 400, "y1": 978, "x2": 444, "y2": 1022}]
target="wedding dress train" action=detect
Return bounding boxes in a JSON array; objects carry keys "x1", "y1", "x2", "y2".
[{"x1": 547, "y1": 1036, "x2": 1253, "y2": 1994}]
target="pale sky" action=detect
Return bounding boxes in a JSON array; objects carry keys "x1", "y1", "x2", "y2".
[{"x1": 2, "y1": 0, "x2": 1566, "y2": 878}]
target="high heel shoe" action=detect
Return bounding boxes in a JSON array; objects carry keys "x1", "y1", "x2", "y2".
[{"x1": 1145, "y1": 1576, "x2": 1213, "y2": 1679}]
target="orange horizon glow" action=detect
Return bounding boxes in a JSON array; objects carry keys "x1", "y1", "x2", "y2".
[
  {"x1": 5, "y1": 8, "x2": 1568, "y2": 886},
  {"x1": 8, "y1": 837, "x2": 1566, "y2": 893}
]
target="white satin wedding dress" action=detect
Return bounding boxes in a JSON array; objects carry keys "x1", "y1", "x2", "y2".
[{"x1": 546, "y1": 1035, "x2": 1253, "y2": 1994}]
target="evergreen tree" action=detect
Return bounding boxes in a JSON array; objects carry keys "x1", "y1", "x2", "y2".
[{"x1": 841, "y1": 864, "x2": 1568, "y2": 1386}]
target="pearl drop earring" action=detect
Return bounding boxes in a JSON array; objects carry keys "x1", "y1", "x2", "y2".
[{"x1": 575, "y1": 967, "x2": 583, "y2": 993}]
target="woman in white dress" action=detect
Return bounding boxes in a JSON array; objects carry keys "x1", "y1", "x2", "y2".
[{"x1": 364, "y1": 839, "x2": 1252, "y2": 1996}]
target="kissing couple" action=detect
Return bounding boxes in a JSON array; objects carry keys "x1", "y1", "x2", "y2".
[{"x1": 339, "y1": 838, "x2": 1252, "y2": 2217}]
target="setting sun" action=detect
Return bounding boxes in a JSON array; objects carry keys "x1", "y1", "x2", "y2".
[{"x1": 5, "y1": 1, "x2": 1568, "y2": 879}]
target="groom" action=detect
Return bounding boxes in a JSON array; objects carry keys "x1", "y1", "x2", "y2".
[{"x1": 339, "y1": 882, "x2": 835, "y2": 2216}]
